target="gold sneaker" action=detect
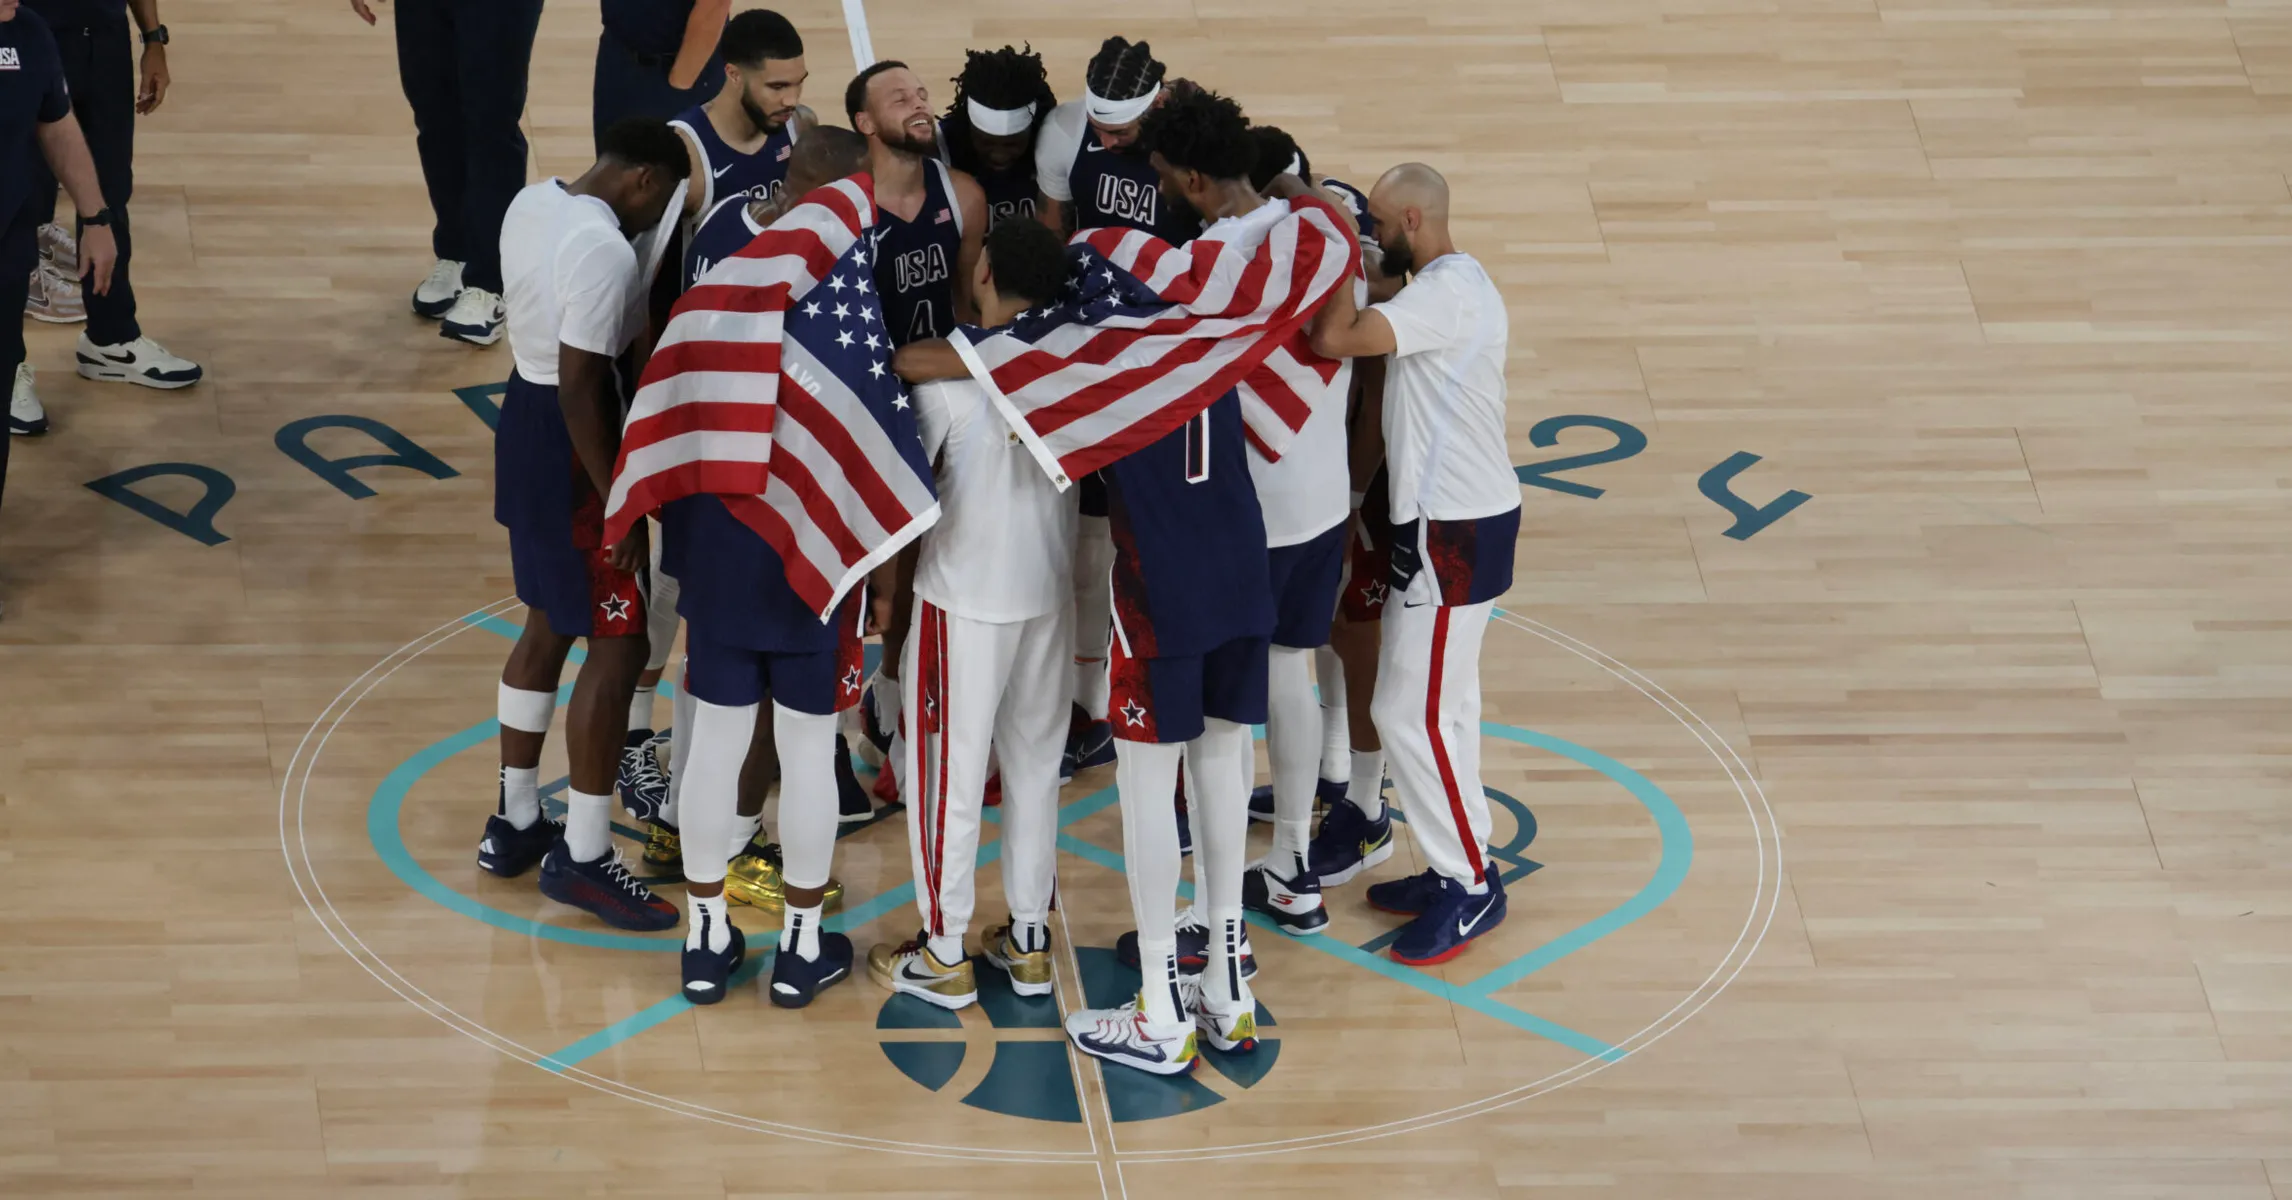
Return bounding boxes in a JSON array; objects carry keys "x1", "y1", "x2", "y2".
[
  {"x1": 867, "y1": 935, "x2": 978, "y2": 1010},
  {"x1": 724, "y1": 841, "x2": 843, "y2": 913},
  {"x1": 981, "y1": 922, "x2": 1054, "y2": 997},
  {"x1": 642, "y1": 821, "x2": 681, "y2": 875}
]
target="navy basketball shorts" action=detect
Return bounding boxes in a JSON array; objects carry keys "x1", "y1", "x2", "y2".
[
  {"x1": 508, "y1": 522, "x2": 648, "y2": 640},
  {"x1": 680, "y1": 616, "x2": 866, "y2": 716},
  {"x1": 1267, "y1": 521, "x2": 1347, "y2": 650},
  {"x1": 1108, "y1": 634, "x2": 1270, "y2": 745},
  {"x1": 496, "y1": 371, "x2": 647, "y2": 640}
]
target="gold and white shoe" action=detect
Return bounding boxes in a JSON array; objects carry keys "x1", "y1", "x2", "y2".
[
  {"x1": 724, "y1": 840, "x2": 843, "y2": 912},
  {"x1": 867, "y1": 934, "x2": 978, "y2": 1010},
  {"x1": 980, "y1": 921, "x2": 1054, "y2": 997}
]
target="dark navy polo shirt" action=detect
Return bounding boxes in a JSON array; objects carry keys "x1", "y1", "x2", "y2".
[{"x1": 2, "y1": 8, "x2": 73, "y2": 224}]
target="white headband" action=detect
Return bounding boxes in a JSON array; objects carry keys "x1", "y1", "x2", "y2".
[
  {"x1": 966, "y1": 97, "x2": 1038, "y2": 137},
  {"x1": 1084, "y1": 82, "x2": 1160, "y2": 127}
]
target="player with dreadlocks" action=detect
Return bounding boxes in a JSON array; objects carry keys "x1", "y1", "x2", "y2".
[{"x1": 939, "y1": 45, "x2": 1057, "y2": 230}]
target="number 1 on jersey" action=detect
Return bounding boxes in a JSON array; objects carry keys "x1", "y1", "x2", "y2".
[{"x1": 1183, "y1": 410, "x2": 1210, "y2": 483}]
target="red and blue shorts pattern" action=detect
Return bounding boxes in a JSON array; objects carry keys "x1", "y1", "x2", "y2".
[
  {"x1": 1108, "y1": 634, "x2": 1270, "y2": 745},
  {"x1": 497, "y1": 372, "x2": 646, "y2": 640}
]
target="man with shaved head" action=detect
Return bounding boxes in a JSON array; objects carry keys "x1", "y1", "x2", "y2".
[{"x1": 1307, "y1": 162, "x2": 1522, "y2": 967}]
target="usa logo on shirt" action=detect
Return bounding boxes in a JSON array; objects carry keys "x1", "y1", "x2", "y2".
[
  {"x1": 934, "y1": 208, "x2": 952, "y2": 225},
  {"x1": 777, "y1": 144, "x2": 792, "y2": 161},
  {"x1": 0, "y1": 47, "x2": 21, "y2": 69}
]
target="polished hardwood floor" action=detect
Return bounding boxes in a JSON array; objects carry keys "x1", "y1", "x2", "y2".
[{"x1": 3, "y1": 0, "x2": 2290, "y2": 1195}]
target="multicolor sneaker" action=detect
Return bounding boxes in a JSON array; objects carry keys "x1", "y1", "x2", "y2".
[
  {"x1": 616, "y1": 730, "x2": 671, "y2": 824},
  {"x1": 682, "y1": 915, "x2": 746, "y2": 1005},
  {"x1": 1180, "y1": 975, "x2": 1259, "y2": 1053},
  {"x1": 1306, "y1": 798, "x2": 1393, "y2": 888},
  {"x1": 477, "y1": 812, "x2": 563, "y2": 878},
  {"x1": 1248, "y1": 776, "x2": 1348, "y2": 823},
  {"x1": 768, "y1": 931, "x2": 854, "y2": 1008},
  {"x1": 1389, "y1": 871, "x2": 1507, "y2": 967},
  {"x1": 1116, "y1": 907, "x2": 1256, "y2": 980},
  {"x1": 1242, "y1": 859, "x2": 1328, "y2": 935},
  {"x1": 1365, "y1": 867, "x2": 1452, "y2": 918},
  {"x1": 537, "y1": 845, "x2": 680, "y2": 931},
  {"x1": 1065, "y1": 995, "x2": 1199, "y2": 1076},
  {"x1": 867, "y1": 934, "x2": 978, "y2": 1010},
  {"x1": 724, "y1": 840, "x2": 845, "y2": 912},
  {"x1": 981, "y1": 921, "x2": 1053, "y2": 996}
]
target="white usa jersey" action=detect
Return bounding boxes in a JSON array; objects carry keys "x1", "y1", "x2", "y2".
[{"x1": 912, "y1": 379, "x2": 1080, "y2": 624}]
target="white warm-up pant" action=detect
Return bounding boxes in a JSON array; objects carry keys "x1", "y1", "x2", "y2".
[
  {"x1": 1071, "y1": 515, "x2": 1115, "y2": 719},
  {"x1": 901, "y1": 599, "x2": 1071, "y2": 941},
  {"x1": 1370, "y1": 590, "x2": 1496, "y2": 888}
]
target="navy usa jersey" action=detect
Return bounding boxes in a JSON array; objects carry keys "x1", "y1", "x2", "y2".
[
  {"x1": 868, "y1": 158, "x2": 965, "y2": 347},
  {"x1": 671, "y1": 107, "x2": 798, "y2": 221},
  {"x1": 1102, "y1": 391, "x2": 1274, "y2": 660},
  {"x1": 978, "y1": 162, "x2": 1038, "y2": 230},
  {"x1": 683, "y1": 193, "x2": 767, "y2": 292}
]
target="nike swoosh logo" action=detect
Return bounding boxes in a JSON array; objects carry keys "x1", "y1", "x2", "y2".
[
  {"x1": 101, "y1": 350, "x2": 137, "y2": 364},
  {"x1": 1402, "y1": 599, "x2": 1429, "y2": 609},
  {"x1": 1457, "y1": 898, "x2": 1495, "y2": 938},
  {"x1": 713, "y1": 163, "x2": 735, "y2": 178}
]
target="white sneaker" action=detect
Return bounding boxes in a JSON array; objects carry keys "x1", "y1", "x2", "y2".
[
  {"x1": 411, "y1": 259, "x2": 464, "y2": 319},
  {"x1": 1065, "y1": 993, "x2": 1199, "y2": 1076},
  {"x1": 36, "y1": 223, "x2": 77, "y2": 273},
  {"x1": 1180, "y1": 975, "x2": 1260, "y2": 1053},
  {"x1": 76, "y1": 334, "x2": 204, "y2": 389},
  {"x1": 439, "y1": 287, "x2": 504, "y2": 346},
  {"x1": 9, "y1": 363, "x2": 46, "y2": 436},
  {"x1": 25, "y1": 262, "x2": 84, "y2": 324}
]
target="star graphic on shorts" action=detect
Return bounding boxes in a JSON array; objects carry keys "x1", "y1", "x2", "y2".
[
  {"x1": 1119, "y1": 700, "x2": 1148, "y2": 728},
  {"x1": 841, "y1": 667, "x2": 862, "y2": 694},
  {"x1": 1361, "y1": 580, "x2": 1389, "y2": 608},
  {"x1": 600, "y1": 595, "x2": 631, "y2": 622},
  {"x1": 828, "y1": 275, "x2": 849, "y2": 293}
]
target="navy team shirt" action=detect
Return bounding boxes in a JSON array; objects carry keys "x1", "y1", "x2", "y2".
[
  {"x1": 671, "y1": 105, "x2": 796, "y2": 215},
  {"x1": 977, "y1": 161, "x2": 1035, "y2": 230},
  {"x1": 1072, "y1": 142, "x2": 1198, "y2": 244},
  {"x1": 683, "y1": 192, "x2": 764, "y2": 291},
  {"x1": 868, "y1": 159, "x2": 963, "y2": 347},
  {"x1": 2, "y1": 9, "x2": 71, "y2": 226},
  {"x1": 1102, "y1": 392, "x2": 1274, "y2": 660}
]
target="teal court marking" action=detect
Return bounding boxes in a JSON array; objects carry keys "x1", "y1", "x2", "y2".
[{"x1": 372, "y1": 611, "x2": 1689, "y2": 1073}]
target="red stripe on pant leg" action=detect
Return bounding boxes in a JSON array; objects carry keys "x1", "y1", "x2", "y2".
[
  {"x1": 930, "y1": 608, "x2": 953, "y2": 938},
  {"x1": 1424, "y1": 606, "x2": 1485, "y2": 886}
]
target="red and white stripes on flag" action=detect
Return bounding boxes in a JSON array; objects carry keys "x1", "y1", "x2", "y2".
[
  {"x1": 601, "y1": 173, "x2": 939, "y2": 618},
  {"x1": 946, "y1": 195, "x2": 1360, "y2": 489}
]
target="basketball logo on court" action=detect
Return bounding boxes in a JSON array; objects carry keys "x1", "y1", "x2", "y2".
[{"x1": 876, "y1": 947, "x2": 1280, "y2": 1122}]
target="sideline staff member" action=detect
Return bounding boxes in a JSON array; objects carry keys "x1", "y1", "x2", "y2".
[
  {"x1": 350, "y1": 0, "x2": 542, "y2": 348},
  {"x1": 4, "y1": 0, "x2": 116, "y2": 511},
  {"x1": 593, "y1": 0, "x2": 727, "y2": 151}
]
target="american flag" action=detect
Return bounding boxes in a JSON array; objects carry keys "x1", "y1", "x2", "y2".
[
  {"x1": 947, "y1": 195, "x2": 1360, "y2": 489},
  {"x1": 601, "y1": 175, "x2": 937, "y2": 618}
]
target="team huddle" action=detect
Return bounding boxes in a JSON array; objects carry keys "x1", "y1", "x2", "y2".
[{"x1": 477, "y1": 13, "x2": 1520, "y2": 1077}]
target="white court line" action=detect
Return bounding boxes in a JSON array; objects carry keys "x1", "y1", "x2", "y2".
[{"x1": 842, "y1": 0, "x2": 875, "y2": 67}]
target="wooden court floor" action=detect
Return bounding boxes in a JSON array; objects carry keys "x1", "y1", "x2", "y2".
[{"x1": 4, "y1": 0, "x2": 2291, "y2": 1195}]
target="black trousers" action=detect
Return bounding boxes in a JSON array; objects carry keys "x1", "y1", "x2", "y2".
[
  {"x1": 2, "y1": 203, "x2": 38, "y2": 513},
  {"x1": 31, "y1": 12, "x2": 139, "y2": 346},
  {"x1": 590, "y1": 29, "x2": 720, "y2": 153},
  {"x1": 394, "y1": 0, "x2": 544, "y2": 294}
]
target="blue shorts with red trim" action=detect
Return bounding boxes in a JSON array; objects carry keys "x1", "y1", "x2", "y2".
[
  {"x1": 496, "y1": 372, "x2": 646, "y2": 640},
  {"x1": 509, "y1": 526, "x2": 648, "y2": 640},
  {"x1": 683, "y1": 612, "x2": 866, "y2": 715},
  {"x1": 1268, "y1": 520, "x2": 1346, "y2": 649},
  {"x1": 1109, "y1": 635, "x2": 1268, "y2": 745}
]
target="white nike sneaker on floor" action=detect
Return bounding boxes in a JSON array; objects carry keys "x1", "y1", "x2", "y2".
[
  {"x1": 1065, "y1": 994, "x2": 1199, "y2": 1076},
  {"x1": 76, "y1": 335, "x2": 204, "y2": 389},
  {"x1": 1180, "y1": 974, "x2": 1261, "y2": 1052},
  {"x1": 438, "y1": 287, "x2": 504, "y2": 346},
  {"x1": 9, "y1": 363, "x2": 47, "y2": 436},
  {"x1": 25, "y1": 262, "x2": 84, "y2": 324},
  {"x1": 411, "y1": 259, "x2": 464, "y2": 319}
]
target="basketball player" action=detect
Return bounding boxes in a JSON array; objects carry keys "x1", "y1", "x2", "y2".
[
  {"x1": 937, "y1": 45, "x2": 1057, "y2": 230},
  {"x1": 866, "y1": 219, "x2": 1076, "y2": 1010},
  {"x1": 1031, "y1": 37, "x2": 1202, "y2": 784},
  {"x1": 1060, "y1": 89, "x2": 1278, "y2": 1075},
  {"x1": 664, "y1": 9, "x2": 810, "y2": 231},
  {"x1": 481, "y1": 119, "x2": 689, "y2": 933},
  {"x1": 1305, "y1": 163, "x2": 1522, "y2": 966}
]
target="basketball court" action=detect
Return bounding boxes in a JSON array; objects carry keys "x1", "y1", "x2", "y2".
[{"x1": 4, "y1": 0, "x2": 2289, "y2": 1195}]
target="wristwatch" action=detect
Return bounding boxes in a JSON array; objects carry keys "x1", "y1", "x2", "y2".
[
  {"x1": 81, "y1": 208, "x2": 115, "y2": 228},
  {"x1": 142, "y1": 25, "x2": 169, "y2": 45}
]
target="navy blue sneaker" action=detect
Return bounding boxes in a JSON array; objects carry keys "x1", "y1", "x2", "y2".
[
  {"x1": 1390, "y1": 872, "x2": 1507, "y2": 966},
  {"x1": 1243, "y1": 860, "x2": 1329, "y2": 935},
  {"x1": 1060, "y1": 706, "x2": 1116, "y2": 782},
  {"x1": 1308, "y1": 799, "x2": 1394, "y2": 888},
  {"x1": 1249, "y1": 777, "x2": 1349, "y2": 823},
  {"x1": 477, "y1": 812, "x2": 563, "y2": 878},
  {"x1": 1365, "y1": 867, "x2": 1450, "y2": 917},
  {"x1": 769, "y1": 931, "x2": 854, "y2": 1008},
  {"x1": 682, "y1": 918, "x2": 747, "y2": 1005},
  {"x1": 1116, "y1": 908, "x2": 1257, "y2": 980},
  {"x1": 617, "y1": 730, "x2": 670, "y2": 825},
  {"x1": 537, "y1": 845, "x2": 681, "y2": 931},
  {"x1": 836, "y1": 733, "x2": 873, "y2": 823}
]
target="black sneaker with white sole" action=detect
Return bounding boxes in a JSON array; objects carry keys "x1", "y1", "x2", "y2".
[{"x1": 76, "y1": 335, "x2": 202, "y2": 389}]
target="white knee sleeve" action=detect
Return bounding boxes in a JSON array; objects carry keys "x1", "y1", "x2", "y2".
[
  {"x1": 498, "y1": 683, "x2": 556, "y2": 734},
  {"x1": 775, "y1": 703, "x2": 840, "y2": 890},
  {"x1": 677, "y1": 699, "x2": 755, "y2": 887}
]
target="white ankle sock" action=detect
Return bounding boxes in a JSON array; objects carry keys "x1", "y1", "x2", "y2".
[
  {"x1": 1349, "y1": 750, "x2": 1386, "y2": 818},
  {"x1": 1012, "y1": 918, "x2": 1048, "y2": 954},
  {"x1": 1136, "y1": 937, "x2": 1181, "y2": 1027},
  {"x1": 1273, "y1": 821, "x2": 1311, "y2": 877},
  {"x1": 926, "y1": 934, "x2": 964, "y2": 965},
  {"x1": 628, "y1": 685, "x2": 657, "y2": 735},
  {"x1": 565, "y1": 789, "x2": 612, "y2": 861},
  {"x1": 781, "y1": 902, "x2": 823, "y2": 960},
  {"x1": 687, "y1": 891, "x2": 731, "y2": 953},
  {"x1": 499, "y1": 765, "x2": 540, "y2": 829}
]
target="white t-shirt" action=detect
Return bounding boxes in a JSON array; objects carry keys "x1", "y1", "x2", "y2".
[
  {"x1": 500, "y1": 180, "x2": 640, "y2": 385},
  {"x1": 1249, "y1": 277, "x2": 1361, "y2": 547},
  {"x1": 911, "y1": 379, "x2": 1080, "y2": 624},
  {"x1": 1032, "y1": 99, "x2": 1092, "y2": 204},
  {"x1": 1371, "y1": 253, "x2": 1518, "y2": 524}
]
